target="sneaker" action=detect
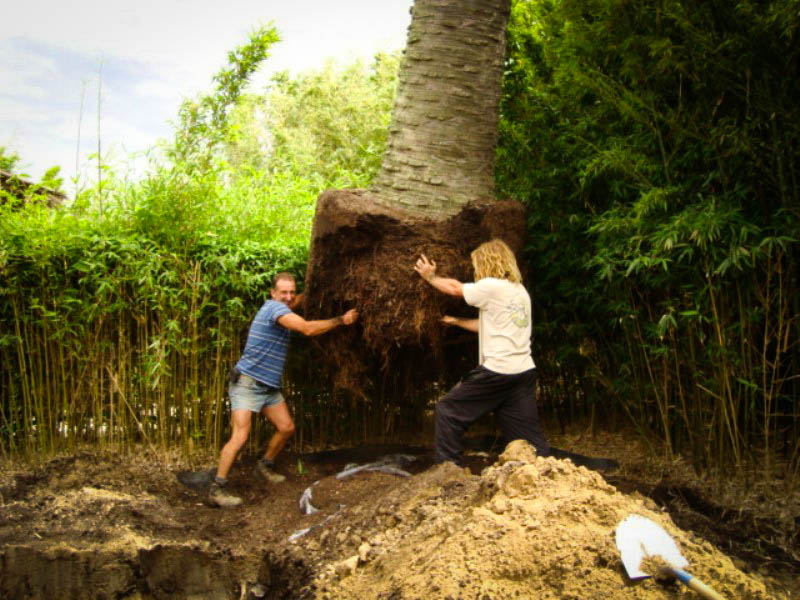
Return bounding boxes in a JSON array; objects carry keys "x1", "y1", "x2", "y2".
[
  {"x1": 208, "y1": 482, "x2": 242, "y2": 507},
  {"x1": 256, "y1": 459, "x2": 286, "y2": 483}
]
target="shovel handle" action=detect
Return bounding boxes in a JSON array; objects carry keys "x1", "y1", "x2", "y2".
[{"x1": 668, "y1": 567, "x2": 726, "y2": 600}]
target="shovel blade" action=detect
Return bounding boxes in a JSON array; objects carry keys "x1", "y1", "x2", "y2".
[{"x1": 615, "y1": 514, "x2": 689, "y2": 578}]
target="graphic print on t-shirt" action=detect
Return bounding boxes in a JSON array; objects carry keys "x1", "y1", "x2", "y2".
[{"x1": 509, "y1": 297, "x2": 530, "y2": 328}]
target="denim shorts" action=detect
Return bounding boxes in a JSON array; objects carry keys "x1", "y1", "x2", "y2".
[{"x1": 229, "y1": 374, "x2": 285, "y2": 412}]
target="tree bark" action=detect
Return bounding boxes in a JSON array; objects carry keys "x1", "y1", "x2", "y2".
[{"x1": 371, "y1": 0, "x2": 511, "y2": 217}]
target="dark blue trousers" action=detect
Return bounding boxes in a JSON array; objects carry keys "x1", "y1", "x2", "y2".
[{"x1": 434, "y1": 366, "x2": 550, "y2": 464}]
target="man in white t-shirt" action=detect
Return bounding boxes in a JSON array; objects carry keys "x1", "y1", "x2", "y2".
[{"x1": 414, "y1": 239, "x2": 550, "y2": 464}]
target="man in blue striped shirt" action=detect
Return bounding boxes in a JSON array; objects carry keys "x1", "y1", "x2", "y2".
[{"x1": 209, "y1": 272, "x2": 358, "y2": 507}]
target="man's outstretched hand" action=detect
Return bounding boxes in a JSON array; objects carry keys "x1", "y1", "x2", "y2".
[
  {"x1": 414, "y1": 254, "x2": 436, "y2": 282},
  {"x1": 342, "y1": 309, "x2": 358, "y2": 325},
  {"x1": 414, "y1": 255, "x2": 464, "y2": 298}
]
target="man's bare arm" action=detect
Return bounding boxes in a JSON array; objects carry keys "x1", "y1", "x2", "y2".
[
  {"x1": 278, "y1": 309, "x2": 358, "y2": 337},
  {"x1": 414, "y1": 254, "x2": 464, "y2": 297},
  {"x1": 442, "y1": 315, "x2": 478, "y2": 332}
]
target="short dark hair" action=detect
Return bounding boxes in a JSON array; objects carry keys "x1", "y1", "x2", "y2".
[{"x1": 271, "y1": 272, "x2": 296, "y2": 289}]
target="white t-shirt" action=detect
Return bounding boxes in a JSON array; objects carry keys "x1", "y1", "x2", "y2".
[{"x1": 462, "y1": 277, "x2": 535, "y2": 374}]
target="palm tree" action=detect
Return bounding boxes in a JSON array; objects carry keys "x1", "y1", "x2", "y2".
[
  {"x1": 303, "y1": 0, "x2": 520, "y2": 393},
  {"x1": 371, "y1": 0, "x2": 511, "y2": 216}
]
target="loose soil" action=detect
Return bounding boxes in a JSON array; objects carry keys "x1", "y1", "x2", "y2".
[{"x1": 1, "y1": 429, "x2": 797, "y2": 599}]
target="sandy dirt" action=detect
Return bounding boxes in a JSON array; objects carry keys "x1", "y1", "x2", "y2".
[{"x1": 0, "y1": 434, "x2": 797, "y2": 599}]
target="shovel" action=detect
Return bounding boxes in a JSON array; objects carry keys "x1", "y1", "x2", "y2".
[{"x1": 615, "y1": 514, "x2": 725, "y2": 600}]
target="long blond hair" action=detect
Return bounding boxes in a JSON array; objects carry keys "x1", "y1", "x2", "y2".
[{"x1": 471, "y1": 239, "x2": 522, "y2": 283}]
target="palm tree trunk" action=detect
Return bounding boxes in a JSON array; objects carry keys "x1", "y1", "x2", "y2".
[{"x1": 371, "y1": 0, "x2": 511, "y2": 217}]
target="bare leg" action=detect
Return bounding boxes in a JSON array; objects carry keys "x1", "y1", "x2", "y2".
[
  {"x1": 261, "y1": 401, "x2": 295, "y2": 462},
  {"x1": 216, "y1": 409, "x2": 253, "y2": 480}
]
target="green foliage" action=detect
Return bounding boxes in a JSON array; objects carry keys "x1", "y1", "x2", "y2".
[
  {"x1": 0, "y1": 147, "x2": 21, "y2": 172},
  {"x1": 0, "y1": 180, "x2": 307, "y2": 455},
  {"x1": 242, "y1": 53, "x2": 400, "y2": 187},
  {"x1": 39, "y1": 166, "x2": 64, "y2": 194},
  {"x1": 1, "y1": 147, "x2": 64, "y2": 210},
  {"x1": 169, "y1": 25, "x2": 281, "y2": 170},
  {"x1": 500, "y1": 0, "x2": 800, "y2": 475},
  {"x1": 0, "y1": 30, "x2": 400, "y2": 457}
]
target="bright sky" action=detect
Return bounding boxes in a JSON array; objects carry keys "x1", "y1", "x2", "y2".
[{"x1": 0, "y1": 0, "x2": 413, "y2": 189}]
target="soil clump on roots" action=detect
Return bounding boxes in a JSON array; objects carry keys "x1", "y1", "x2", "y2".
[{"x1": 300, "y1": 190, "x2": 526, "y2": 394}]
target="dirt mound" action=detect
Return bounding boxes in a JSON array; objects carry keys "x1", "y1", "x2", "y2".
[
  {"x1": 299, "y1": 441, "x2": 774, "y2": 599},
  {"x1": 0, "y1": 447, "x2": 439, "y2": 599},
  {"x1": 0, "y1": 441, "x2": 792, "y2": 599}
]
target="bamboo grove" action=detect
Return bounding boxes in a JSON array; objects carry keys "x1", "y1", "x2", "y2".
[
  {"x1": 498, "y1": 0, "x2": 799, "y2": 477},
  {"x1": 2, "y1": 1, "x2": 798, "y2": 481}
]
